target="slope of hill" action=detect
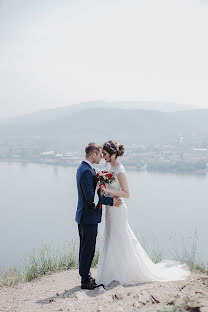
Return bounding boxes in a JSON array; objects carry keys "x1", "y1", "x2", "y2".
[{"x1": 0, "y1": 105, "x2": 208, "y2": 146}]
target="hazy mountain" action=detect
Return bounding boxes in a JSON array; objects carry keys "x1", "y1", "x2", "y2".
[
  {"x1": 0, "y1": 105, "x2": 208, "y2": 147},
  {"x1": 0, "y1": 100, "x2": 196, "y2": 124},
  {"x1": 74, "y1": 100, "x2": 196, "y2": 112}
]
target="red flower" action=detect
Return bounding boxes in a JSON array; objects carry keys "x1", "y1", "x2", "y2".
[{"x1": 105, "y1": 173, "x2": 113, "y2": 179}]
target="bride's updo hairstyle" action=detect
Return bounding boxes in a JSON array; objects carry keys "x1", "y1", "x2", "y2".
[{"x1": 103, "y1": 140, "x2": 125, "y2": 158}]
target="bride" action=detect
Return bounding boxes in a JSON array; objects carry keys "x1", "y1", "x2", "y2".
[{"x1": 95, "y1": 140, "x2": 191, "y2": 286}]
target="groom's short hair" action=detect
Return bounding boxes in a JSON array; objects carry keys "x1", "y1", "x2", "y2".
[{"x1": 85, "y1": 142, "x2": 102, "y2": 157}]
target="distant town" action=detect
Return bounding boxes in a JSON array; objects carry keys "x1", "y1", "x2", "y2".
[{"x1": 1, "y1": 136, "x2": 208, "y2": 175}]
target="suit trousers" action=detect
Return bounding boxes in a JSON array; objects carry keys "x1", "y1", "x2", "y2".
[{"x1": 78, "y1": 223, "x2": 98, "y2": 284}]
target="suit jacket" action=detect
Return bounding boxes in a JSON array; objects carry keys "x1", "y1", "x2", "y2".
[{"x1": 75, "y1": 161, "x2": 114, "y2": 224}]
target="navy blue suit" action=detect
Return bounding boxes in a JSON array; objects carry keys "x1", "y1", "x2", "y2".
[{"x1": 75, "y1": 161, "x2": 113, "y2": 284}]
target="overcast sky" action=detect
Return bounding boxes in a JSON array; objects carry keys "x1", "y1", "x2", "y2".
[{"x1": 0, "y1": 0, "x2": 208, "y2": 118}]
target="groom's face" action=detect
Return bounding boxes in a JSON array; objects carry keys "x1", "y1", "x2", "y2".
[{"x1": 93, "y1": 149, "x2": 103, "y2": 164}]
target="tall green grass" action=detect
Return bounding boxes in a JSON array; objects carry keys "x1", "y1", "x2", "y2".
[
  {"x1": 0, "y1": 231, "x2": 207, "y2": 288},
  {"x1": 24, "y1": 240, "x2": 78, "y2": 282},
  {"x1": 0, "y1": 240, "x2": 79, "y2": 287}
]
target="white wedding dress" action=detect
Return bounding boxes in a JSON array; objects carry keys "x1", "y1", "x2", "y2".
[{"x1": 95, "y1": 162, "x2": 191, "y2": 286}]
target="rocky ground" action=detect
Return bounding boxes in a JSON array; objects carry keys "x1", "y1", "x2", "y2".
[{"x1": 0, "y1": 268, "x2": 208, "y2": 312}]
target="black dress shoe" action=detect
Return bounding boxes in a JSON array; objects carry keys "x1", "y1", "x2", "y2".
[
  {"x1": 89, "y1": 277, "x2": 97, "y2": 285},
  {"x1": 89, "y1": 276, "x2": 105, "y2": 289},
  {"x1": 81, "y1": 279, "x2": 98, "y2": 290}
]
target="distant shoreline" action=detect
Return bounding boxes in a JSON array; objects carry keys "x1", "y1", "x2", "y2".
[{"x1": 0, "y1": 159, "x2": 207, "y2": 176}]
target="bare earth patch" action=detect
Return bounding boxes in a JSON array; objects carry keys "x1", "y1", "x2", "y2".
[{"x1": 0, "y1": 269, "x2": 208, "y2": 312}]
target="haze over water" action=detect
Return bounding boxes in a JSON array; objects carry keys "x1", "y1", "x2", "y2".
[{"x1": 0, "y1": 161, "x2": 207, "y2": 268}]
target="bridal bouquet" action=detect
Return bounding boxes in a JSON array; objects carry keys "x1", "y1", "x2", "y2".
[
  {"x1": 96, "y1": 170, "x2": 116, "y2": 194},
  {"x1": 95, "y1": 170, "x2": 116, "y2": 209}
]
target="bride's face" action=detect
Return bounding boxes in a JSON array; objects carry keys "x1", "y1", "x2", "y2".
[
  {"x1": 102, "y1": 149, "x2": 116, "y2": 163},
  {"x1": 102, "y1": 149, "x2": 111, "y2": 163}
]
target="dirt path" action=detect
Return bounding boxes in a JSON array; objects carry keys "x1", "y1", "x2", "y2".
[{"x1": 0, "y1": 269, "x2": 208, "y2": 312}]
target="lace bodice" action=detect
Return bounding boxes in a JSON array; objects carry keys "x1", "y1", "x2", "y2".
[
  {"x1": 106, "y1": 162, "x2": 126, "y2": 196},
  {"x1": 108, "y1": 161, "x2": 125, "y2": 175}
]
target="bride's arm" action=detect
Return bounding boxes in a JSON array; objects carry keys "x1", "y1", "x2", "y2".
[{"x1": 101, "y1": 173, "x2": 130, "y2": 199}]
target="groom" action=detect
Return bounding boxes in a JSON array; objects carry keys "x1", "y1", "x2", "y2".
[{"x1": 75, "y1": 142, "x2": 122, "y2": 289}]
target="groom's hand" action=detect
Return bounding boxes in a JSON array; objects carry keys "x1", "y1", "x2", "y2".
[{"x1": 113, "y1": 197, "x2": 122, "y2": 207}]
